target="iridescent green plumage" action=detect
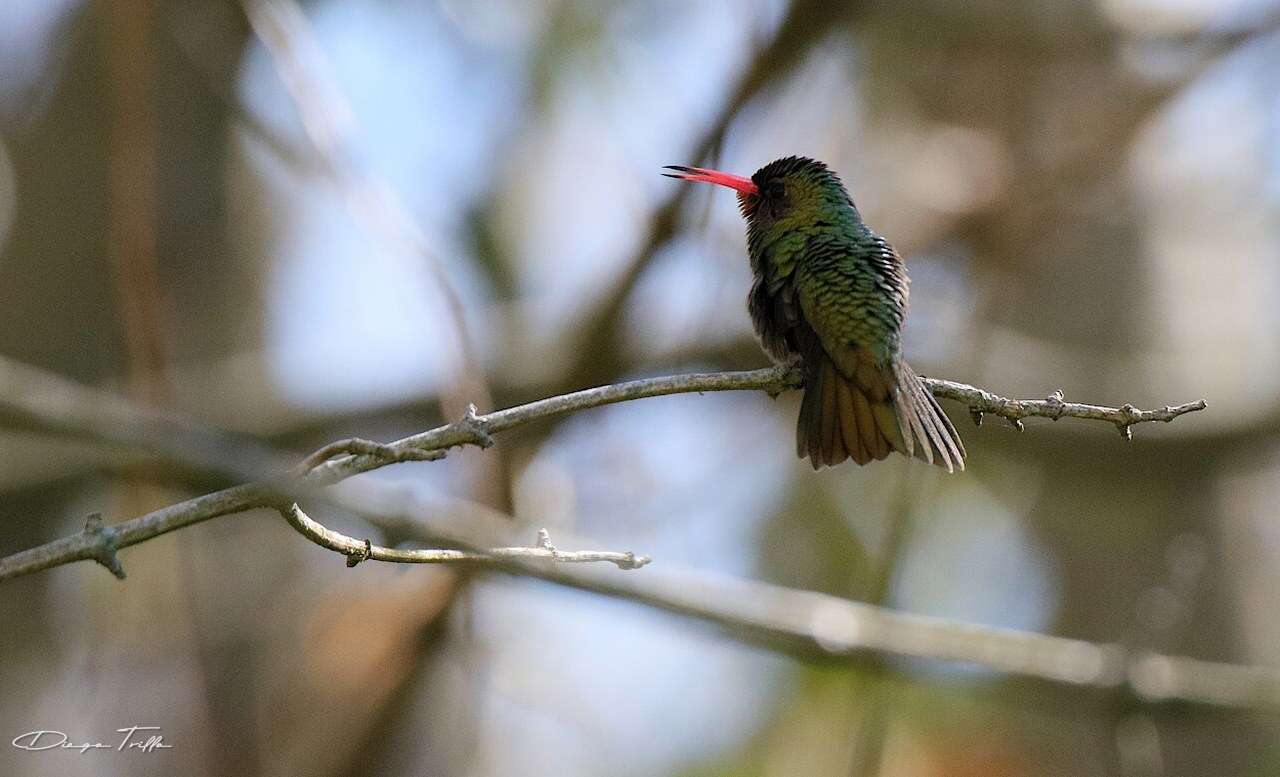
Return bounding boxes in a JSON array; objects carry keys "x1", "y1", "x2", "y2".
[{"x1": 667, "y1": 156, "x2": 964, "y2": 470}]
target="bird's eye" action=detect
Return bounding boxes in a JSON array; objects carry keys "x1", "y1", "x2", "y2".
[{"x1": 766, "y1": 180, "x2": 786, "y2": 200}]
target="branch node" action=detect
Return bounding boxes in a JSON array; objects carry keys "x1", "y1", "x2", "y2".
[
  {"x1": 614, "y1": 552, "x2": 652, "y2": 570},
  {"x1": 1045, "y1": 389, "x2": 1066, "y2": 420},
  {"x1": 298, "y1": 437, "x2": 445, "y2": 474},
  {"x1": 346, "y1": 538, "x2": 372, "y2": 568},
  {"x1": 1118, "y1": 403, "x2": 1143, "y2": 440},
  {"x1": 393, "y1": 447, "x2": 447, "y2": 463},
  {"x1": 82, "y1": 512, "x2": 125, "y2": 580},
  {"x1": 536, "y1": 528, "x2": 563, "y2": 559},
  {"x1": 458, "y1": 403, "x2": 493, "y2": 448},
  {"x1": 765, "y1": 365, "x2": 804, "y2": 398}
]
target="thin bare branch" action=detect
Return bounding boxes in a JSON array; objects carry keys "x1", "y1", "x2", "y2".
[
  {"x1": 283, "y1": 504, "x2": 649, "y2": 570},
  {"x1": 925, "y1": 380, "x2": 1208, "y2": 437}
]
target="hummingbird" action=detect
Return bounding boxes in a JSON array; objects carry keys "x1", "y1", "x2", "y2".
[{"x1": 663, "y1": 156, "x2": 964, "y2": 471}]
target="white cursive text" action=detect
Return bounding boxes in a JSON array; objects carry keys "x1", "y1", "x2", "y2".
[{"x1": 12, "y1": 726, "x2": 172, "y2": 754}]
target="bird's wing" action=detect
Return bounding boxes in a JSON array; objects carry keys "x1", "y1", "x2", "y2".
[{"x1": 793, "y1": 231, "x2": 908, "y2": 374}]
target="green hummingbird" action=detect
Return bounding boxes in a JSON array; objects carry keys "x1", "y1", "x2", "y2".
[{"x1": 664, "y1": 156, "x2": 964, "y2": 471}]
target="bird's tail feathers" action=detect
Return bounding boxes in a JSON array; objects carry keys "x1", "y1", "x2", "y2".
[
  {"x1": 891, "y1": 361, "x2": 965, "y2": 473},
  {"x1": 796, "y1": 355, "x2": 898, "y2": 469},
  {"x1": 795, "y1": 355, "x2": 965, "y2": 472}
]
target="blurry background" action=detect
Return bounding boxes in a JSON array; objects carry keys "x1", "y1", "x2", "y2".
[{"x1": 0, "y1": 0, "x2": 1278, "y2": 774}]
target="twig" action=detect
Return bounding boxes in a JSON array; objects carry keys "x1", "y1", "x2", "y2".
[
  {"x1": 927, "y1": 379, "x2": 1208, "y2": 439},
  {"x1": 283, "y1": 504, "x2": 649, "y2": 570}
]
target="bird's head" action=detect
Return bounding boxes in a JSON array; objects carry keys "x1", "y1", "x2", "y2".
[{"x1": 662, "y1": 156, "x2": 858, "y2": 235}]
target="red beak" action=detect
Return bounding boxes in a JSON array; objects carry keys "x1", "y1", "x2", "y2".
[{"x1": 662, "y1": 165, "x2": 758, "y2": 196}]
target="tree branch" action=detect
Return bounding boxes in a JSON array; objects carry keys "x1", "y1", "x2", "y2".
[
  {"x1": 0, "y1": 355, "x2": 1252, "y2": 712},
  {"x1": 0, "y1": 356, "x2": 1204, "y2": 583}
]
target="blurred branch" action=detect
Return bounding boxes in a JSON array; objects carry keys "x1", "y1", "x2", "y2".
[
  {"x1": 239, "y1": 0, "x2": 493, "y2": 422},
  {"x1": 101, "y1": 0, "x2": 171, "y2": 407},
  {"x1": 849, "y1": 470, "x2": 920, "y2": 777},
  {"x1": 0, "y1": 356, "x2": 1265, "y2": 712},
  {"x1": 536, "y1": 560, "x2": 1280, "y2": 712},
  {"x1": 241, "y1": 0, "x2": 516, "y2": 538}
]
